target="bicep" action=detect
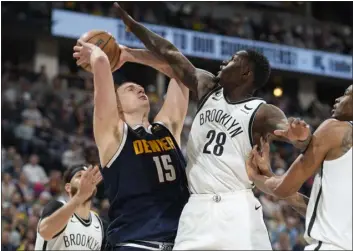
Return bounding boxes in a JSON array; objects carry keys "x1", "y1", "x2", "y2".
[
  {"x1": 252, "y1": 104, "x2": 288, "y2": 145},
  {"x1": 154, "y1": 79, "x2": 189, "y2": 143}
]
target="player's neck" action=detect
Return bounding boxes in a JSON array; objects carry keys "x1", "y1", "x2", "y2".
[
  {"x1": 75, "y1": 200, "x2": 92, "y2": 220},
  {"x1": 223, "y1": 84, "x2": 253, "y2": 103},
  {"x1": 124, "y1": 112, "x2": 150, "y2": 129}
]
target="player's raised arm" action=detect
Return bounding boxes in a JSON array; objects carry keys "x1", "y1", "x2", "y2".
[
  {"x1": 74, "y1": 40, "x2": 123, "y2": 165},
  {"x1": 252, "y1": 104, "x2": 312, "y2": 151},
  {"x1": 113, "y1": 3, "x2": 216, "y2": 100},
  {"x1": 114, "y1": 46, "x2": 176, "y2": 79},
  {"x1": 39, "y1": 166, "x2": 99, "y2": 240},
  {"x1": 154, "y1": 78, "x2": 189, "y2": 145},
  {"x1": 247, "y1": 119, "x2": 343, "y2": 199}
]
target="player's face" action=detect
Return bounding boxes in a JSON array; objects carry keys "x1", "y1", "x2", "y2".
[
  {"x1": 117, "y1": 82, "x2": 150, "y2": 114},
  {"x1": 216, "y1": 51, "x2": 252, "y2": 88},
  {"x1": 68, "y1": 170, "x2": 97, "y2": 202},
  {"x1": 332, "y1": 85, "x2": 353, "y2": 121}
]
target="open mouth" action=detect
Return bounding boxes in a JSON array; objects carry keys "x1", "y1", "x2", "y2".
[{"x1": 139, "y1": 95, "x2": 148, "y2": 100}]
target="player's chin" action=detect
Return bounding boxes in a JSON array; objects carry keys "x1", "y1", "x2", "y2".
[{"x1": 85, "y1": 189, "x2": 97, "y2": 203}]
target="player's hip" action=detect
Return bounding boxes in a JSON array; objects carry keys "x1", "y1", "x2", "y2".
[
  {"x1": 180, "y1": 190, "x2": 264, "y2": 223},
  {"x1": 173, "y1": 190, "x2": 270, "y2": 249}
]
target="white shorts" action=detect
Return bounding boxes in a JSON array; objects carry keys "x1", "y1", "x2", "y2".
[
  {"x1": 173, "y1": 190, "x2": 272, "y2": 250},
  {"x1": 305, "y1": 242, "x2": 345, "y2": 250}
]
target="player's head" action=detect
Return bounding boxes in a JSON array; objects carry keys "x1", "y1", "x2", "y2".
[
  {"x1": 216, "y1": 49, "x2": 271, "y2": 92},
  {"x1": 63, "y1": 165, "x2": 97, "y2": 203},
  {"x1": 332, "y1": 84, "x2": 353, "y2": 121},
  {"x1": 116, "y1": 82, "x2": 150, "y2": 116}
]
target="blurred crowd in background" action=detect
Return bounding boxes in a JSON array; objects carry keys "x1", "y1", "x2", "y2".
[
  {"x1": 2, "y1": 1, "x2": 352, "y2": 54},
  {"x1": 1, "y1": 1, "x2": 347, "y2": 251}
]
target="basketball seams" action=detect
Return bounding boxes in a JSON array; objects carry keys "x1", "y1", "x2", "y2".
[
  {"x1": 80, "y1": 32, "x2": 110, "y2": 71},
  {"x1": 79, "y1": 31, "x2": 119, "y2": 72}
]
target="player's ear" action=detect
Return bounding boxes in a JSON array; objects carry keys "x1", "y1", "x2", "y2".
[
  {"x1": 241, "y1": 69, "x2": 252, "y2": 83},
  {"x1": 64, "y1": 183, "x2": 71, "y2": 194}
]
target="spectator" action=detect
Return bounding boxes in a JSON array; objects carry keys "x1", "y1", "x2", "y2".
[
  {"x1": 14, "y1": 119, "x2": 35, "y2": 153},
  {"x1": 21, "y1": 101, "x2": 43, "y2": 127},
  {"x1": 61, "y1": 141, "x2": 85, "y2": 169},
  {"x1": 274, "y1": 232, "x2": 292, "y2": 250},
  {"x1": 2, "y1": 173, "x2": 16, "y2": 202},
  {"x1": 22, "y1": 154, "x2": 49, "y2": 185},
  {"x1": 2, "y1": 231, "x2": 16, "y2": 251}
]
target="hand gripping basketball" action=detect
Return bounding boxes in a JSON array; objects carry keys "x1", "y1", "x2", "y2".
[{"x1": 73, "y1": 39, "x2": 100, "y2": 66}]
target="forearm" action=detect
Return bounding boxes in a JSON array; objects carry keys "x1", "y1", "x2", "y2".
[
  {"x1": 252, "y1": 173, "x2": 288, "y2": 198},
  {"x1": 125, "y1": 48, "x2": 175, "y2": 78},
  {"x1": 126, "y1": 18, "x2": 178, "y2": 58},
  {"x1": 39, "y1": 196, "x2": 81, "y2": 240},
  {"x1": 292, "y1": 134, "x2": 312, "y2": 152},
  {"x1": 283, "y1": 192, "x2": 309, "y2": 217},
  {"x1": 119, "y1": 11, "x2": 197, "y2": 91}
]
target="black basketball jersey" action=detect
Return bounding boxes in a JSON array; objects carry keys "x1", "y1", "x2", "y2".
[{"x1": 100, "y1": 122, "x2": 190, "y2": 246}]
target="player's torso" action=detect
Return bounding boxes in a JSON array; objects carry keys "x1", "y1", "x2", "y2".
[
  {"x1": 305, "y1": 147, "x2": 352, "y2": 250},
  {"x1": 35, "y1": 212, "x2": 103, "y2": 251},
  {"x1": 186, "y1": 87, "x2": 266, "y2": 193},
  {"x1": 100, "y1": 122, "x2": 189, "y2": 244}
]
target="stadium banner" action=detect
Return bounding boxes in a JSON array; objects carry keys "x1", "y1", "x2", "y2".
[{"x1": 52, "y1": 9, "x2": 352, "y2": 80}]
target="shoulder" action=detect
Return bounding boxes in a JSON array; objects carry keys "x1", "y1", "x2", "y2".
[
  {"x1": 257, "y1": 104, "x2": 285, "y2": 118},
  {"x1": 195, "y1": 68, "x2": 217, "y2": 100},
  {"x1": 41, "y1": 200, "x2": 64, "y2": 219},
  {"x1": 314, "y1": 118, "x2": 349, "y2": 141}
]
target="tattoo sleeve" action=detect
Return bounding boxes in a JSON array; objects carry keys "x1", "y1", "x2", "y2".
[{"x1": 121, "y1": 14, "x2": 198, "y2": 92}]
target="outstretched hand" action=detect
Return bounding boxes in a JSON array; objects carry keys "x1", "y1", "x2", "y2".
[{"x1": 274, "y1": 117, "x2": 311, "y2": 142}]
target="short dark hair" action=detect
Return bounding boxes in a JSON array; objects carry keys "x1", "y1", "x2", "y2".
[
  {"x1": 63, "y1": 164, "x2": 88, "y2": 184},
  {"x1": 245, "y1": 49, "x2": 271, "y2": 89}
]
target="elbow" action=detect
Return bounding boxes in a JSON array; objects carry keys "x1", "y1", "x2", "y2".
[
  {"x1": 38, "y1": 223, "x2": 53, "y2": 241},
  {"x1": 91, "y1": 54, "x2": 110, "y2": 73}
]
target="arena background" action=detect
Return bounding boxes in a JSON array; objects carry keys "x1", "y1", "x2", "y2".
[{"x1": 1, "y1": 2, "x2": 352, "y2": 250}]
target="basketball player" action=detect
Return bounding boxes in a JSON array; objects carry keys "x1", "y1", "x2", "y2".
[
  {"x1": 35, "y1": 165, "x2": 104, "y2": 250},
  {"x1": 246, "y1": 85, "x2": 353, "y2": 251},
  {"x1": 114, "y1": 3, "x2": 311, "y2": 249},
  {"x1": 73, "y1": 38, "x2": 190, "y2": 250}
]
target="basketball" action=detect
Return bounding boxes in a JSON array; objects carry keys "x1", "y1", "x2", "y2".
[{"x1": 78, "y1": 30, "x2": 120, "y2": 72}]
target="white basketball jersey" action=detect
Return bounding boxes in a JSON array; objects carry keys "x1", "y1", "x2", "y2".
[
  {"x1": 186, "y1": 87, "x2": 266, "y2": 194},
  {"x1": 35, "y1": 201, "x2": 103, "y2": 250},
  {"x1": 304, "y1": 143, "x2": 352, "y2": 250}
]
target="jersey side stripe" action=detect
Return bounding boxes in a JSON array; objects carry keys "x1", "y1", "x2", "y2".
[{"x1": 307, "y1": 164, "x2": 324, "y2": 237}]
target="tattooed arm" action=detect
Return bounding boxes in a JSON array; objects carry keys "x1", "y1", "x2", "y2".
[
  {"x1": 113, "y1": 3, "x2": 216, "y2": 100},
  {"x1": 115, "y1": 47, "x2": 176, "y2": 79}
]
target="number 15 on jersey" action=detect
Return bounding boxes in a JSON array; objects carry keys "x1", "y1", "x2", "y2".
[{"x1": 153, "y1": 155, "x2": 176, "y2": 183}]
